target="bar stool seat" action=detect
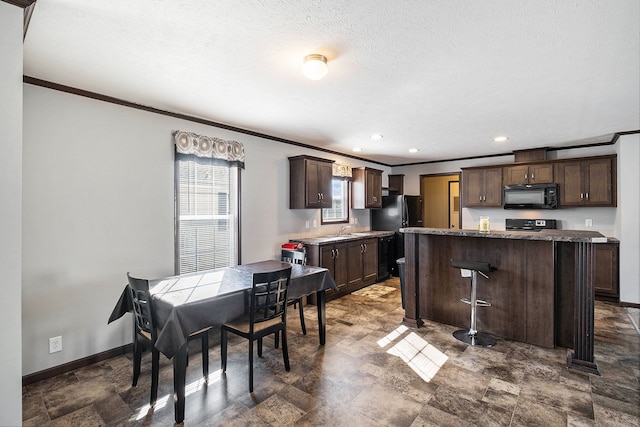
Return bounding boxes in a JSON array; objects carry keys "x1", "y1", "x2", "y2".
[{"x1": 450, "y1": 259, "x2": 497, "y2": 347}]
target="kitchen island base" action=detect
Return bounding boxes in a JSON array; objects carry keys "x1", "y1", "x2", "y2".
[{"x1": 401, "y1": 228, "x2": 611, "y2": 375}]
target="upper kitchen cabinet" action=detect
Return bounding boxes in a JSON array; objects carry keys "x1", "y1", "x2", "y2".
[
  {"x1": 289, "y1": 155, "x2": 334, "y2": 209},
  {"x1": 462, "y1": 167, "x2": 503, "y2": 207},
  {"x1": 352, "y1": 167, "x2": 383, "y2": 209},
  {"x1": 503, "y1": 163, "x2": 554, "y2": 186},
  {"x1": 555, "y1": 156, "x2": 616, "y2": 207}
]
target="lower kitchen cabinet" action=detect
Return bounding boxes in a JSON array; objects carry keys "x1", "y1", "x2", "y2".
[
  {"x1": 594, "y1": 242, "x2": 619, "y2": 302},
  {"x1": 307, "y1": 237, "x2": 378, "y2": 302}
]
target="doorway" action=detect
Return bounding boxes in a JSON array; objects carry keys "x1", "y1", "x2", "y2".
[{"x1": 420, "y1": 173, "x2": 461, "y2": 229}]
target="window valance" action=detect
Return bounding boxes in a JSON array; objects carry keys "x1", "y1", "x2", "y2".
[
  {"x1": 174, "y1": 130, "x2": 245, "y2": 168},
  {"x1": 332, "y1": 163, "x2": 352, "y2": 179}
]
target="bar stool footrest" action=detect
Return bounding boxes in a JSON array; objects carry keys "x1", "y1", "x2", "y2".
[{"x1": 476, "y1": 300, "x2": 491, "y2": 307}]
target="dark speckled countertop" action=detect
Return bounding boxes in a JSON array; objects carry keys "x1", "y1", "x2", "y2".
[
  {"x1": 293, "y1": 230, "x2": 396, "y2": 246},
  {"x1": 399, "y1": 227, "x2": 619, "y2": 243}
]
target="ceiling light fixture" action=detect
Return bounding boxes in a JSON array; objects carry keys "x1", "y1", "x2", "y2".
[
  {"x1": 494, "y1": 136, "x2": 509, "y2": 142},
  {"x1": 409, "y1": 148, "x2": 419, "y2": 153},
  {"x1": 302, "y1": 54, "x2": 328, "y2": 80},
  {"x1": 353, "y1": 147, "x2": 363, "y2": 152},
  {"x1": 371, "y1": 134, "x2": 383, "y2": 140}
]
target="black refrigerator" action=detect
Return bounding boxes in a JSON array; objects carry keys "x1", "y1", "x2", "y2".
[{"x1": 371, "y1": 195, "x2": 423, "y2": 275}]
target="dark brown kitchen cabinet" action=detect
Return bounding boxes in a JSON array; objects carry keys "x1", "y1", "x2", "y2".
[
  {"x1": 346, "y1": 237, "x2": 378, "y2": 290},
  {"x1": 594, "y1": 242, "x2": 619, "y2": 302},
  {"x1": 317, "y1": 242, "x2": 348, "y2": 292},
  {"x1": 555, "y1": 156, "x2": 616, "y2": 207},
  {"x1": 306, "y1": 236, "x2": 378, "y2": 303},
  {"x1": 462, "y1": 167, "x2": 503, "y2": 207},
  {"x1": 289, "y1": 155, "x2": 334, "y2": 209},
  {"x1": 352, "y1": 167, "x2": 383, "y2": 209},
  {"x1": 503, "y1": 163, "x2": 554, "y2": 185}
]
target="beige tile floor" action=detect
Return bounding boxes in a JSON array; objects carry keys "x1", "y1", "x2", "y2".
[{"x1": 23, "y1": 277, "x2": 640, "y2": 426}]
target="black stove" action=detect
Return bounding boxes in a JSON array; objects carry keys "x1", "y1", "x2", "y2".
[{"x1": 505, "y1": 218, "x2": 557, "y2": 232}]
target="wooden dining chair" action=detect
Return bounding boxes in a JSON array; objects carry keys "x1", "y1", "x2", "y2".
[
  {"x1": 127, "y1": 272, "x2": 211, "y2": 406},
  {"x1": 281, "y1": 249, "x2": 307, "y2": 336},
  {"x1": 220, "y1": 266, "x2": 292, "y2": 393}
]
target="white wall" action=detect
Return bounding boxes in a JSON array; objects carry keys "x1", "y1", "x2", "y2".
[
  {"x1": 0, "y1": 3, "x2": 24, "y2": 425},
  {"x1": 392, "y1": 142, "x2": 639, "y2": 304},
  {"x1": 21, "y1": 84, "x2": 388, "y2": 375},
  {"x1": 617, "y1": 134, "x2": 640, "y2": 305}
]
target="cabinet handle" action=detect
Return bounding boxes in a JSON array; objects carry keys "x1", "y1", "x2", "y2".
[
  {"x1": 524, "y1": 173, "x2": 527, "y2": 180},
  {"x1": 335, "y1": 249, "x2": 339, "y2": 259},
  {"x1": 586, "y1": 192, "x2": 589, "y2": 200},
  {"x1": 479, "y1": 196, "x2": 482, "y2": 202},
  {"x1": 580, "y1": 193, "x2": 584, "y2": 199},
  {"x1": 531, "y1": 173, "x2": 534, "y2": 180},
  {"x1": 363, "y1": 243, "x2": 367, "y2": 252}
]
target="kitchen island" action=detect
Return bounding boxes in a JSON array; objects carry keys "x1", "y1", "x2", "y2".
[{"x1": 400, "y1": 227, "x2": 618, "y2": 375}]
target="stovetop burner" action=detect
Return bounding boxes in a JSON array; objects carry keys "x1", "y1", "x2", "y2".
[{"x1": 505, "y1": 218, "x2": 557, "y2": 231}]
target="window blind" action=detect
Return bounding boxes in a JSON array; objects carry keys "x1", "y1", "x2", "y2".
[{"x1": 175, "y1": 157, "x2": 239, "y2": 274}]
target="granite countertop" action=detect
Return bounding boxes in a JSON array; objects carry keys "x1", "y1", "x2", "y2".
[
  {"x1": 399, "y1": 227, "x2": 619, "y2": 243},
  {"x1": 293, "y1": 230, "x2": 395, "y2": 245}
]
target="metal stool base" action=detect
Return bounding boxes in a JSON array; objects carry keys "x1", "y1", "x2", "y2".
[{"x1": 453, "y1": 330, "x2": 496, "y2": 347}]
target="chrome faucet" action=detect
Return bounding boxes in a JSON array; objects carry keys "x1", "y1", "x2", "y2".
[{"x1": 338, "y1": 225, "x2": 352, "y2": 236}]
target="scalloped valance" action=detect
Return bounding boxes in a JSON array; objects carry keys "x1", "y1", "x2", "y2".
[
  {"x1": 174, "y1": 130, "x2": 245, "y2": 168},
  {"x1": 332, "y1": 163, "x2": 352, "y2": 179}
]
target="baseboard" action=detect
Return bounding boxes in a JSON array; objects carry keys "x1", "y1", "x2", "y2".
[
  {"x1": 620, "y1": 301, "x2": 640, "y2": 309},
  {"x1": 22, "y1": 344, "x2": 132, "y2": 387}
]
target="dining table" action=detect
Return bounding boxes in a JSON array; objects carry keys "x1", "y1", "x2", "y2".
[{"x1": 108, "y1": 260, "x2": 338, "y2": 424}]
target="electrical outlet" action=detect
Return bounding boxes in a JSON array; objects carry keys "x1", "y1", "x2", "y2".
[
  {"x1": 49, "y1": 336, "x2": 62, "y2": 353},
  {"x1": 585, "y1": 219, "x2": 593, "y2": 227},
  {"x1": 312, "y1": 219, "x2": 317, "y2": 228}
]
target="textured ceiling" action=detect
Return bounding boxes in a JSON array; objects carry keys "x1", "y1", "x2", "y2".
[{"x1": 22, "y1": 0, "x2": 640, "y2": 165}]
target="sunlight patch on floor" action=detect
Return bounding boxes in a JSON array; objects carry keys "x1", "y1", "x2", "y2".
[
  {"x1": 377, "y1": 326, "x2": 448, "y2": 382},
  {"x1": 135, "y1": 369, "x2": 224, "y2": 420}
]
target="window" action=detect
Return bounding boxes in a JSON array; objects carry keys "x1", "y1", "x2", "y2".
[
  {"x1": 175, "y1": 156, "x2": 240, "y2": 274},
  {"x1": 321, "y1": 178, "x2": 349, "y2": 224}
]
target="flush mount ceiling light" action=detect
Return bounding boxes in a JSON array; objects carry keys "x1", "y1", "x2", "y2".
[
  {"x1": 408, "y1": 148, "x2": 419, "y2": 153},
  {"x1": 352, "y1": 147, "x2": 363, "y2": 152},
  {"x1": 371, "y1": 134, "x2": 383, "y2": 140},
  {"x1": 302, "y1": 54, "x2": 328, "y2": 80},
  {"x1": 494, "y1": 136, "x2": 509, "y2": 142}
]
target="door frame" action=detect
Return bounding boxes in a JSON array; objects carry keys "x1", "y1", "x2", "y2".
[{"x1": 419, "y1": 172, "x2": 462, "y2": 229}]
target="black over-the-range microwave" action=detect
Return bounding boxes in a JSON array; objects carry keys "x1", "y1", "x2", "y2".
[{"x1": 503, "y1": 183, "x2": 558, "y2": 209}]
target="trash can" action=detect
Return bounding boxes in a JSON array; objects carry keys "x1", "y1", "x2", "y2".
[{"x1": 396, "y1": 257, "x2": 406, "y2": 309}]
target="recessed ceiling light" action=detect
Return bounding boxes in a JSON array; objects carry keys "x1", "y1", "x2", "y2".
[
  {"x1": 371, "y1": 134, "x2": 383, "y2": 140},
  {"x1": 494, "y1": 136, "x2": 509, "y2": 142},
  {"x1": 408, "y1": 148, "x2": 419, "y2": 153},
  {"x1": 353, "y1": 147, "x2": 362, "y2": 152}
]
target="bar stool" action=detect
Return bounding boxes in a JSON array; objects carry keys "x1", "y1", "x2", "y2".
[{"x1": 450, "y1": 259, "x2": 497, "y2": 347}]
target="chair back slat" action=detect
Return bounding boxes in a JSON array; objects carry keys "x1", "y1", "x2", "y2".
[
  {"x1": 281, "y1": 249, "x2": 306, "y2": 265},
  {"x1": 127, "y1": 273, "x2": 156, "y2": 339},
  {"x1": 250, "y1": 267, "x2": 292, "y2": 326}
]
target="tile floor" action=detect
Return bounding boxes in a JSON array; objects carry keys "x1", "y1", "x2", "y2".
[{"x1": 23, "y1": 277, "x2": 640, "y2": 426}]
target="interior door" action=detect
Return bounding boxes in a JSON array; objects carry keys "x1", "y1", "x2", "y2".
[{"x1": 421, "y1": 174, "x2": 460, "y2": 228}]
